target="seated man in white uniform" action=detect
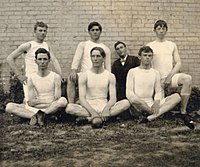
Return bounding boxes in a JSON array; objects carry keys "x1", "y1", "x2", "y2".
[
  {"x1": 67, "y1": 21, "x2": 111, "y2": 103},
  {"x1": 66, "y1": 47, "x2": 130, "y2": 128},
  {"x1": 6, "y1": 48, "x2": 68, "y2": 126},
  {"x1": 147, "y1": 20, "x2": 194, "y2": 129},
  {"x1": 126, "y1": 46, "x2": 181, "y2": 123}
]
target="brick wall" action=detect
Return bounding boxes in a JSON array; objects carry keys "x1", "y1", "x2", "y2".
[{"x1": 0, "y1": 0, "x2": 200, "y2": 91}]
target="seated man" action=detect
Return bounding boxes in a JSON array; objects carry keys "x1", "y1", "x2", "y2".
[
  {"x1": 66, "y1": 47, "x2": 130, "y2": 128},
  {"x1": 126, "y1": 46, "x2": 182, "y2": 124},
  {"x1": 6, "y1": 48, "x2": 68, "y2": 126}
]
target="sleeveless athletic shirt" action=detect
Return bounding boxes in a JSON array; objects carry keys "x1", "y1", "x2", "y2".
[
  {"x1": 71, "y1": 40, "x2": 109, "y2": 72},
  {"x1": 30, "y1": 71, "x2": 56, "y2": 103},
  {"x1": 25, "y1": 41, "x2": 49, "y2": 76},
  {"x1": 147, "y1": 40, "x2": 178, "y2": 79},
  {"x1": 85, "y1": 70, "x2": 109, "y2": 101}
]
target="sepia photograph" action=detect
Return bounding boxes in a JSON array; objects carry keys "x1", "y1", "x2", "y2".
[{"x1": 0, "y1": 0, "x2": 200, "y2": 166}]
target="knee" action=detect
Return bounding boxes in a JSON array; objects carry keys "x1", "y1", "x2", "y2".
[
  {"x1": 5, "y1": 103, "x2": 14, "y2": 113},
  {"x1": 65, "y1": 103, "x2": 73, "y2": 114},
  {"x1": 128, "y1": 97, "x2": 140, "y2": 106},
  {"x1": 173, "y1": 93, "x2": 181, "y2": 103},
  {"x1": 58, "y1": 97, "x2": 68, "y2": 107},
  {"x1": 181, "y1": 74, "x2": 192, "y2": 86}
]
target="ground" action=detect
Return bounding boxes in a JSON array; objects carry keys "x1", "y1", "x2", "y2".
[{"x1": 1, "y1": 111, "x2": 200, "y2": 167}]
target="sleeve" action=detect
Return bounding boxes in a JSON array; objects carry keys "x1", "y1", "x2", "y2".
[{"x1": 71, "y1": 42, "x2": 85, "y2": 69}]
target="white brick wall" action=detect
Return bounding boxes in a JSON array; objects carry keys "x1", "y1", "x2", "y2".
[{"x1": 0, "y1": 0, "x2": 200, "y2": 90}]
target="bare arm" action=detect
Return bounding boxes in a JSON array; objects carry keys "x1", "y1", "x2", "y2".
[
  {"x1": 102, "y1": 74, "x2": 117, "y2": 116},
  {"x1": 154, "y1": 71, "x2": 162, "y2": 101},
  {"x1": 7, "y1": 42, "x2": 31, "y2": 83},
  {"x1": 78, "y1": 72, "x2": 100, "y2": 118},
  {"x1": 48, "y1": 43, "x2": 62, "y2": 77}
]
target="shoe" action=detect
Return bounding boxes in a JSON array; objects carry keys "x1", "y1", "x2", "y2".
[
  {"x1": 29, "y1": 114, "x2": 37, "y2": 126},
  {"x1": 37, "y1": 110, "x2": 45, "y2": 126},
  {"x1": 91, "y1": 117, "x2": 103, "y2": 129},
  {"x1": 182, "y1": 114, "x2": 195, "y2": 130}
]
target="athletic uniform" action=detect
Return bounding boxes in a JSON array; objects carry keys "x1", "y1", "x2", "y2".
[
  {"x1": 23, "y1": 41, "x2": 49, "y2": 101},
  {"x1": 25, "y1": 71, "x2": 57, "y2": 113},
  {"x1": 71, "y1": 40, "x2": 111, "y2": 72},
  {"x1": 85, "y1": 70, "x2": 109, "y2": 113},
  {"x1": 127, "y1": 67, "x2": 165, "y2": 107},
  {"x1": 147, "y1": 40, "x2": 181, "y2": 87}
]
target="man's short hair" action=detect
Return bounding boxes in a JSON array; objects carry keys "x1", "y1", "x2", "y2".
[
  {"x1": 35, "y1": 48, "x2": 50, "y2": 59},
  {"x1": 154, "y1": 20, "x2": 168, "y2": 31},
  {"x1": 90, "y1": 47, "x2": 106, "y2": 58},
  {"x1": 138, "y1": 46, "x2": 153, "y2": 56},
  {"x1": 114, "y1": 41, "x2": 127, "y2": 50},
  {"x1": 34, "y1": 21, "x2": 48, "y2": 31},
  {"x1": 88, "y1": 21, "x2": 102, "y2": 32}
]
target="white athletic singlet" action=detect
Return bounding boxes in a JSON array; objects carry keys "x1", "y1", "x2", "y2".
[
  {"x1": 147, "y1": 40, "x2": 179, "y2": 79},
  {"x1": 128, "y1": 67, "x2": 161, "y2": 107},
  {"x1": 71, "y1": 40, "x2": 110, "y2": 72},
  {"x1": 25, "y1": 41, "x2": 49, "y2": 76},
  {"x1": 30, "y1": 71, "x2": 57, "y2": 104},
  {"x1": 85, "y1": 70, "x2": 109, "y2": 113}
]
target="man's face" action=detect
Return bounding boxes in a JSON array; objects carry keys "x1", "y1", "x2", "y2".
[
  {"x1": 88, "y1": 26, "x2": 101, "y2": 41},
  {"x1": 154, "y1": 25, "x2": 167, "y2": 39},
  {"x1": 34, "y1": 26, "x2": 47, "y2": 41},
  {"x1": 35, "y1": 53, "x2": 50, "y2": 70},
  {"x1": 115, "y1": 43, "x2": 127, "y2": 58},
  {"x1": 91, "y1": 50, "x2": 104, "y2": 68},
  {"x1": 139, "y1": 51, "x2": 153, "y2": 66}
]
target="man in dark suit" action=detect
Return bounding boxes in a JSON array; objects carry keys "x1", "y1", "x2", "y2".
[{"x1": 112, "y1": 41, "x2": 140, "y2": 101}]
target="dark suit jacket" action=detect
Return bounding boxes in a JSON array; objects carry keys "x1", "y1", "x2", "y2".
[{"x1": 112, "y1": 55, "x2": 140, "y2": 101}]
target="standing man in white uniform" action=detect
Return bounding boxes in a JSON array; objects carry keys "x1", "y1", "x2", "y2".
[
  {"x1": 7, "y1": 21, "x2": 62, "y2": 103},
  {"x1": 67, "y1": 21, "x2": 111, "y2": 103},
  {"x1": 126, "y1": 46, "x2": 181, "y2": 123},
  {"x1": 6, "y1": 48, "x2": 67, "y2": 126},
  {"x1": 147, "y1": 20, "x2": 194, "y2": 129},
  {"x1": 66, "y1": 47, "x2": 130, "y2": 128}
]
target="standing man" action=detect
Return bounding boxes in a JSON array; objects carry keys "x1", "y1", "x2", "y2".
[
  {"x1": 67, "y1": 21, "x2": 111, "y2": 103},
  {"x1": 7, "y1": 21, "x2": 62, "y2": 103},
  {"x1": 6, "y1": 48, "x2": 68, "y2": 126},
  {"x1": 126, "y1": 46, "x2": 182, "y2": 124},
  {"x1": 66, "y1": 47, "x2": 130, "y2": 128},
  {"x1": 147, "y1": 20, "x2": 194, "y2": 128},
  {"x1": 112, "y1": 41, "x2": 140, "y2": 101}
]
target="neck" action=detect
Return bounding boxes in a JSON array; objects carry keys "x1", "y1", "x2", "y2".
[
  {"x1": 91, "y1": 66, "x2": 104, "y2": 74},
  {"x1": 37, "y1": 69, "x2": 50, "y2": 77},
  {"x1": 140, "y1": 64, "x2": 151, "y2": 70},
  {"x1": 156, "y1": 37, "x2": 166, "y2": 42},
  {"x1": 35, "y1": 38, "x2": 44, "y2": 43},
  {"x1": 90, "y1": 38, "x2": 100, "y2": 43}
]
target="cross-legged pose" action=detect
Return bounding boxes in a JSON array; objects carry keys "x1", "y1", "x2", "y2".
[
  {"x1": 6, "y1": 48, "x2": 67, "y2": 126},
  {"x1": 66, "y1": 47, "x2": 130, "y2": 128},
  {"x1": 7, "y1": 21, "x2": 62, "y2": 103},
  {"x1": 147, "y1": 20, "x2": 194, "y2": 129},
  {"x1": 67, "y1": 21, "x2": 111, "y2": 103},
  {"x1": 126, "y1": 46, "x2": 181, "y2": 123}
]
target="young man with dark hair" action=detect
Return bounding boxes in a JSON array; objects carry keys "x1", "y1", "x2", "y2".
[
  {"x1": 7, "y1": 21, "x2": 62, "y2": 103},
  {"x1": 126, "y1": 46, "x2": 181, "y2": 123},
  {"x1": 6, "y1": 48, "x2": 67, "y2": 126},
  {"x1": 147, "y1": 19, "x2": 194, "y2": 129},
  {"x1": 67, "y1": 21, "x2": 111, "y2": 103},
  {"x1": 112, "y1": 41, "x2": 140, "y2": 101},
  {"x1": 66, "y1": 47, "x2": 130, "y2": 128}
]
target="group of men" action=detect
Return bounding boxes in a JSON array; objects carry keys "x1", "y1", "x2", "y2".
[{"x1": 5, "y1": 20, "x2": 195, "y2": 129}]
